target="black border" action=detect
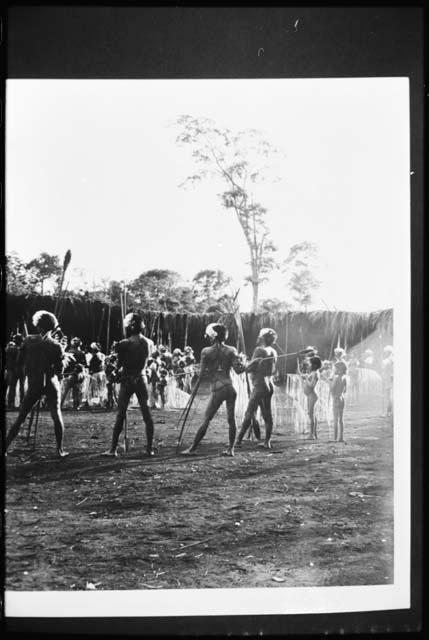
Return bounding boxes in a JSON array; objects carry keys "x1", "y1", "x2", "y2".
[{"x1": 1, "y1": 3, "x2": 424, "y2": 637}]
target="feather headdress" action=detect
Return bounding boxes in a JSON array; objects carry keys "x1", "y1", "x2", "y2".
[
  {"x1": 123, "y1": 312, "x2": 145, "y2": 331},
  {"x1": 32, "y1": 310, "x2": 58, "y2": 332},
  {"x1": 205, "y1": 323, "x2": 228, "y2": 340},
  {"x1": 334, "y1": 347, "x2": 346, "y2": 357},
  {"x1": 258, "y1": 327, "x2": 278, "y2": 341}
]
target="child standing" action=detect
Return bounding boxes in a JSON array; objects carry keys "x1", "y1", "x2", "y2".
[
  {"x1": 329, "y1": 361, "x2": 347, "y2": 442},
  {"x1": 301, "y1": 355, "x2": 322, "y2": 440}
]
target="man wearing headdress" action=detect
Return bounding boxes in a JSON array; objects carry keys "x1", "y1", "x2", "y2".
[
  {"x1": 236, "y1": 328, "x2": 278, "y2": 449},
  {"x1": 333, "y1": 347, "x2": 347, "y2": 366},
  {"x1": 61, "y1": 337, "x2": 87, "y2": 410},
  {"x1": 102, "y1": 312, "x2": 154, "y2": 457},
  {"x1": 181, "y1": 323, "x2": 245, "y2": 457},
  {"x1": 5, "y1": 311, "x2": 69, "y2": 457},
  {"x1": 5, "y1": 334, "x2": 25, "y2": 409}
]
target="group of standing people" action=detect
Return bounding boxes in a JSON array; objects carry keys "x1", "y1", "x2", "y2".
[
  {"x1": 298, "y1": 343, "x2": 394, "y2": 442},
  {"x1": 4, "y1": 308, "x2": 394, "y2": 460},
  {"x1": 4, "y1": 310, "x2": 280, "y2": 459}
]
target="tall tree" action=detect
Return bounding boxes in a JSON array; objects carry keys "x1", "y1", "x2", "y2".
[
  {"x1": 25, "y1": 252, "x2": 62, "y2": 295},
  {"x1": 192, "y1": 269, "x2": 231, "y2": 311},
  {"x1": 128, "y1": 269, "x2": 182, "y2": 310},
  {"x1": 259, "y1": 298, "x2": 292, "y2": 314},
  {"x1": 282, "y1": 241, "x2": 321, "y2": 310},
  {"x1": 176, "y1": 115, "x2": 279, "y2": 312},
  {"x1": 6, "y1": 252, "x2": 39, "y2": 295}
]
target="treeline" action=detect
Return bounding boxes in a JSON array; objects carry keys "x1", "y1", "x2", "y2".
[{"x1": 6, "y1": 252, "x2": 296, "y2": 314}]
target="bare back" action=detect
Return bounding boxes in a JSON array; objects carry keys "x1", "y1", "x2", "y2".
[
  {"x1": 117, "y1": 334, "x2": 150, "y2": 376},
  {"x1": 200, "y1": 343, "x2": 239, "y2": 390}
]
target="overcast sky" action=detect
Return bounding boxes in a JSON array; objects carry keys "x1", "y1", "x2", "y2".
[{"x1": 6, "y1": 78, "x2": 410, "y2": 312}]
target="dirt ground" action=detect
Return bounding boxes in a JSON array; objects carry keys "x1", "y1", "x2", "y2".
[{"x1": 5, "y1": 397, "x2": 393, "y2": 591}]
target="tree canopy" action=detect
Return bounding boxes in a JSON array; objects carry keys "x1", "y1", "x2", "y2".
[{"x1": 176, "y1": 115, "x2": 279, "y2": 312}]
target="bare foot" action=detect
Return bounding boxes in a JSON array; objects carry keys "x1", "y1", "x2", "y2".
[
  {"x1": 180, "y1": 447, "x2": 196, "y2": 456},
  {"x1": 258, "y1": 441, "x2": 272, "y2": 449},
  {"x1": 57, "y1": 450, "x2": 70, "y2": 458},
  {"x1": 101, "y1": 449, "x2": 117, "y2": 457},
  {"x1": 222, "y1": 448, "x2": 234, "y2": 457}
]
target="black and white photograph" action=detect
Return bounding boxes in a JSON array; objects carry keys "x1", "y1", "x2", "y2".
[{"x1": 2, "y1": 6, "x2": 422, "y2": 632}]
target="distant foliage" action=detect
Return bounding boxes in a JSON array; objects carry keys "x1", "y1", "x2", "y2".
[
  {"x1": 6, "y1": 252, "x2": 39, "y2": 295},
  {"x1": 282, "y1": 241, "x2": 321, "y2": 310},
  {"x1": 175, "y1": 115, "x2": 279, "y2": 312},
  {"x1": 259, "y1": 298, "x2": 292, "y2": 314},
  {"x1": 25, "y1": 252, "x2": 62, "y2": 295}
]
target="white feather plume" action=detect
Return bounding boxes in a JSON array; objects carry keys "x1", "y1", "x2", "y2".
[
  {"x1": 258, "y1": 327, "x2": 277, "y2": 340},
  {"x1": 32, "y1": 310, "x2": 57, "y2": 330},
  {"x1": 205, "y1": 323, "x2": 218, "y2": 339}
]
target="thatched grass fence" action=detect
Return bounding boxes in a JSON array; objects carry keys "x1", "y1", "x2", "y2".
[{"x1": 6, "y1": 294, "x2": 392, "y2": 375}]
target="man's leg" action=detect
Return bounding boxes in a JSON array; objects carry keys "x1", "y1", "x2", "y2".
[
  {"x1": 18, "y1": 373, "x2": 25, "y2": 405},
  {"x1": 135, "y1": 378, "x2": 155, "y2": 456},
  {"x1": 72, "y1": 382, "x2": 81, "y2": 410},
  {"x1": 5, "y1": 383, "x2": 42, "y2": 450},
  {"x1": 224, "y1": 388, "x2": 237, "y2": 456},
  {"x1": 333, "y1": 400, "x2": 339, "y2": 441},
  {"x1": 45, "y1": 379, "x2": 69, "y2": 457},
  {"x1": 103, "y1": 381, "x2": 132, "y2": 455},
  {"x1": 307, "y1": 393, "x2": 317, "y2": 439},
  {"x1": 61, "y1": 377, "x2": 73, "y2": 408},
  {"x1": 337, "y1": 398, "x2": 345, "y2": 442},
  {"x1": 181, "y1": 390, "x2": 225, "y2": 454},
  {"x1": 236, "y1": 390, "x2": 261, "y2": 445},
  {"x1": 7, "y1": 372, "x2": 18, "y2": 408},
  {"x1": 259, "y1": 387, "x2": 274, "y2": 448}
]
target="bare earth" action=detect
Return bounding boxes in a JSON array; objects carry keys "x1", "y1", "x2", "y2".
[{"x1": 5, "y1": 400, "x2": 393, "y2": 591}]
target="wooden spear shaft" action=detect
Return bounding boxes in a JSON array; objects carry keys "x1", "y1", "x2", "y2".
[{"x1": 120, "y1": 286, "x2": 129, "y2": 452}]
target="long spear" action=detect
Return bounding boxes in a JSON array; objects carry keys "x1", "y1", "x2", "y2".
[
  {"x1": 120, "y1": 284, "x2": 129, "y2": 452},
  {"x1": 106, "y1": 285, "x2": 112, "y2": 353},
  {"x1": 54, "y1": 250, "x2": 72, "y2": 316},
  {"x1": 176, "y1": 376, "x2": 202, "y2": 452},
  {"x1": 234, "y1": 306, "x2": 260, "y2": 440}
]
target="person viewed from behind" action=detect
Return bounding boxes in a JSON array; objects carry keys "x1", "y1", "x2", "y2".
[
  {"x1": 102, "y1": 313, "x2": 154, "y2": 458},
  {"x1": 5, "y1": 311, "x2": 69, "y2": 457}
]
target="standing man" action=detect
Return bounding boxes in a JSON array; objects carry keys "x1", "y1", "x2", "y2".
[
  {"x1": 5, "y1": 311, "x2": 69, "y2": 457},
  {"x1": 61, "y1": 337, "x2": 87, "y2": 410},
  {"x1": 102, "y1": 312, "x2": 154, "y2": 457},
  {"x1": 181, "y1": 323, "x2": 245, "y2": 457},
  {"x1": 5, "y1": 334, "x2": 25, "y2": 409},
  {"x1": 236, "y1": 328, "x2": 278, "y2": 449}
]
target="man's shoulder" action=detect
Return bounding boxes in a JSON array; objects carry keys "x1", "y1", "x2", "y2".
[
  {"x1": 224, "y1": 344, "x2": 238, "y2": 356},
  {"x1": 253, "y1": 346, "x2": 268, "y2": 358}
]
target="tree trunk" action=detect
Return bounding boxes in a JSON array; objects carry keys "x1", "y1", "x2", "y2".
[
  {"x1": 251, "y1": 260, "x2": 259, "y2": 313},
  {"x1": 252, "y1": 282, "x2": 259, "y2": 313}
]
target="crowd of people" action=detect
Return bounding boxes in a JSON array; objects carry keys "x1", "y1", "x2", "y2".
[
  {"x1": 4, "y1": 309, "x2": 394, "y2": 459},
  {"x1": 5, "y1": 332, "x2": 198, "y2": 413},
  {"x1": 292, "y1": 344, "x2": 394, "y2": 441}
]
